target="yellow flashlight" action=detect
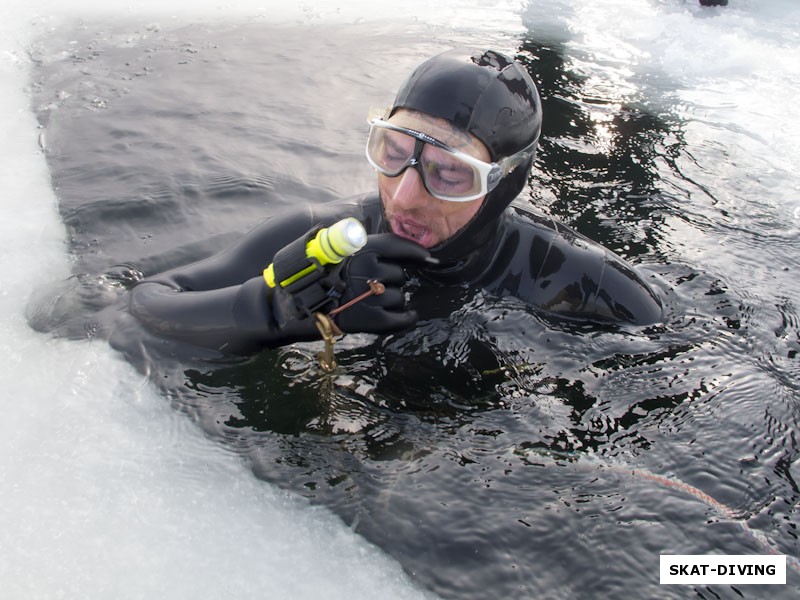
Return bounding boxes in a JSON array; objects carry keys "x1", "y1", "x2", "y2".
[{"x1": 263, "y1": 217, "x2": 368, "y2": 288}]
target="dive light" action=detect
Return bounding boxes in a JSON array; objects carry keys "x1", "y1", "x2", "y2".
[{"x1": 263, "y1": 217, "x2": 368, "y2": 288}]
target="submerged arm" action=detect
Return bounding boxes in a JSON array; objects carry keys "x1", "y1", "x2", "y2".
[
  {"x1": 129, "y1": 276, "x2": 318, "y2": 355},
  {"x1": 128, "y1": 207, "x2": 319, "y2": 354}
]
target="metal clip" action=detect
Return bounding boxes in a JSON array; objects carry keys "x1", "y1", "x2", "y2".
[
  {"x1": 314, "y1": 313, "x2": 343, "y2": 373},
  {"x1": 312, "y1": 280, "x2": 386, "y2": 372},
  {"x1": 328, "y1": 279, "x2": 386, "y2": 318}
]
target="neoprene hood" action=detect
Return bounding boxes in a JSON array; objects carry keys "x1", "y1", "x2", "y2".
[{"x1": 389, "y1": 47, "x2": 543, "y2": 268}]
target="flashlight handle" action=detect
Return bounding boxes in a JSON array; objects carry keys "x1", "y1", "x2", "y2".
[{"x1": 263, "y1": 218, "x2": 367, "y2": 288}]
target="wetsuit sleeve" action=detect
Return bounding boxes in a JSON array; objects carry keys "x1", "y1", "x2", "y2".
[
  {"x1": 488, "y1": 214, "x2": 663, "y2": 325},
  {"x1": 592, "y1": 256, "x2": 662, "y2": 325},
  {"x1": 534, "y1": 228, "x2": 663, "y2": 325},
  {"x1": 128, "y1": 207, "x2": 322, "y2": 354}
]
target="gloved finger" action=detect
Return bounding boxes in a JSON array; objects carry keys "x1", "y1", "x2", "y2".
[
  {"x1": 373, "y1": 308, "x2": 418, "y2": 331},
  {"x1": 338, "y1": 280, "x2": 405, "y2": 310},
  {"x1": 364, "y1": 286, "x2": 405, "y2": 310},
  {"x1": 375, "y1": 263, "x2": 406, "y2": 286},
  {"x1": 337, "y1": 306, "x2": 418, "y2": 333},
  {"x1": 347, "y1": 254, "x2": 408, "y2": 284},
  {"x1": 361, "y1": 233, "x2": 432, "y2": 265}
]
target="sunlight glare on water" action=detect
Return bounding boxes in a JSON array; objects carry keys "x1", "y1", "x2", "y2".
[{"x1": 526, "y1": 0, "x2": 800, "y2": 265}]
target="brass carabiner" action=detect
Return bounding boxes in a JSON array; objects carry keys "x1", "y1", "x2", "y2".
[
  {"x1": 314, "y1": 312, "x2": 343, "y2": 372},
  {"x1": 313, "y1": 280, "x2": 385, "y2": 372}
]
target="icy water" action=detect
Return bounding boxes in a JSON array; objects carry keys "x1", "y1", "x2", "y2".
[{"x1": 19, "y1": 0, "x2": 800, "y2": 598}]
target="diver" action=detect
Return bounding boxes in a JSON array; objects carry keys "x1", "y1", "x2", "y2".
[{"x1": 129, "y1": 48, "x2": 663, "y2": 356}]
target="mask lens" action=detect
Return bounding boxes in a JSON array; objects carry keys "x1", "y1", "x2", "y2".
[
  {"x1": 419, "y1": 145, "x2": 481, "y2": 199},
  {"x1": 366, "y1": 121, "x2": 488, "y2": 201},
  {"x1": 366, "y1": 126, "x2": 415, "y2": 176}
]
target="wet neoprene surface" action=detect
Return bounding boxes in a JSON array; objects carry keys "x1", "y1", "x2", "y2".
[{"x1": 127, "y1": 193, "x2": 662, "y2": 354}]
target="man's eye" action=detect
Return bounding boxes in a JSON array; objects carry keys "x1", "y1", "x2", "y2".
[
  {"x1": 382, "y1": 146, "x2": 407, "y2": 166},
  {"x1": 382, "y1": 136, "x2": 412, "y2": 163},
  {"x1": 425, "y1": 161, "x2": 473, "y2": 190}
]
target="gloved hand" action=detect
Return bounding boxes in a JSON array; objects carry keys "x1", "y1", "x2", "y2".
[
  {"x1": 270, "y1": 233, "x2": 431, "y2": 337},
  {"x1": 334, "y1": 233, "x2": 430, "y2": 333}
]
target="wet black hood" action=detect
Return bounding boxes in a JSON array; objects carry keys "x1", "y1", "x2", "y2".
[{"x1": 389, "y1": 47, "x2": 543, "y2": 274}]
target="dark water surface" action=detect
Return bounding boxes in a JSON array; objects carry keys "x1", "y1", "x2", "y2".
[{"x1": 28, "y1": 13, "x2": 800, "y2": 600}]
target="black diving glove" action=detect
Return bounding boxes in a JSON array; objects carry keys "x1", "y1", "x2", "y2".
[{"x1": 270, "y1": 232, "x2": 430, "y2": 336}]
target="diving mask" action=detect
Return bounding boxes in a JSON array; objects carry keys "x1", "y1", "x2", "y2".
[{"x1": 366, "y1": 115, "x2": 536, "y2": 202}]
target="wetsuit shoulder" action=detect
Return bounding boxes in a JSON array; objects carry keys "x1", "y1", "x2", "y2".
[{"x1": 482, "y1": 204, "x2": 662, "y2": 325}]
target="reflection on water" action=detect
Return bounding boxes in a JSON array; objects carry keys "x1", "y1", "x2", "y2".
[
  {"x1": 519, "y1": 35, "x2": 678, "y2": 263},
  {"x1": 28, "y1": 12, "x2": 800, "y2": 600}
]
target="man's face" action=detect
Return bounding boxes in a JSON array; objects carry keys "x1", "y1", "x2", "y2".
[{"x1": 377, "y1": 110, "x2": 490, "y2": 249}]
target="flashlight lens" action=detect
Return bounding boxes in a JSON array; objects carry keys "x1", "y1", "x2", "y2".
[{"x1": 344, "y1": 220, "x2": 367, "y2": 250}]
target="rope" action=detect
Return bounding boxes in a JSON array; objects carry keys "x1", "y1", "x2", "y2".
[{"x1": 616, "y1": 464, "x2": 800, "y2": 575}]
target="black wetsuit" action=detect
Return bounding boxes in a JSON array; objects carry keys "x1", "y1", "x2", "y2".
[{"x1": 129, "y1": 193, "x2": 662, "y2": 355}]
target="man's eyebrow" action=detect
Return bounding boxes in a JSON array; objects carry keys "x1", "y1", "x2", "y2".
[
  {"x1": 385, "y1": 132, "x2": 412, "y2": 152},
  {"x1": 413, "y1": 112, "x2": 474, "y2": 150}
]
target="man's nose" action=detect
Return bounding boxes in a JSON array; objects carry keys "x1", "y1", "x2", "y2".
[{"x1": 390, "y1": 166, "x2": 429, "y2": 209}]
